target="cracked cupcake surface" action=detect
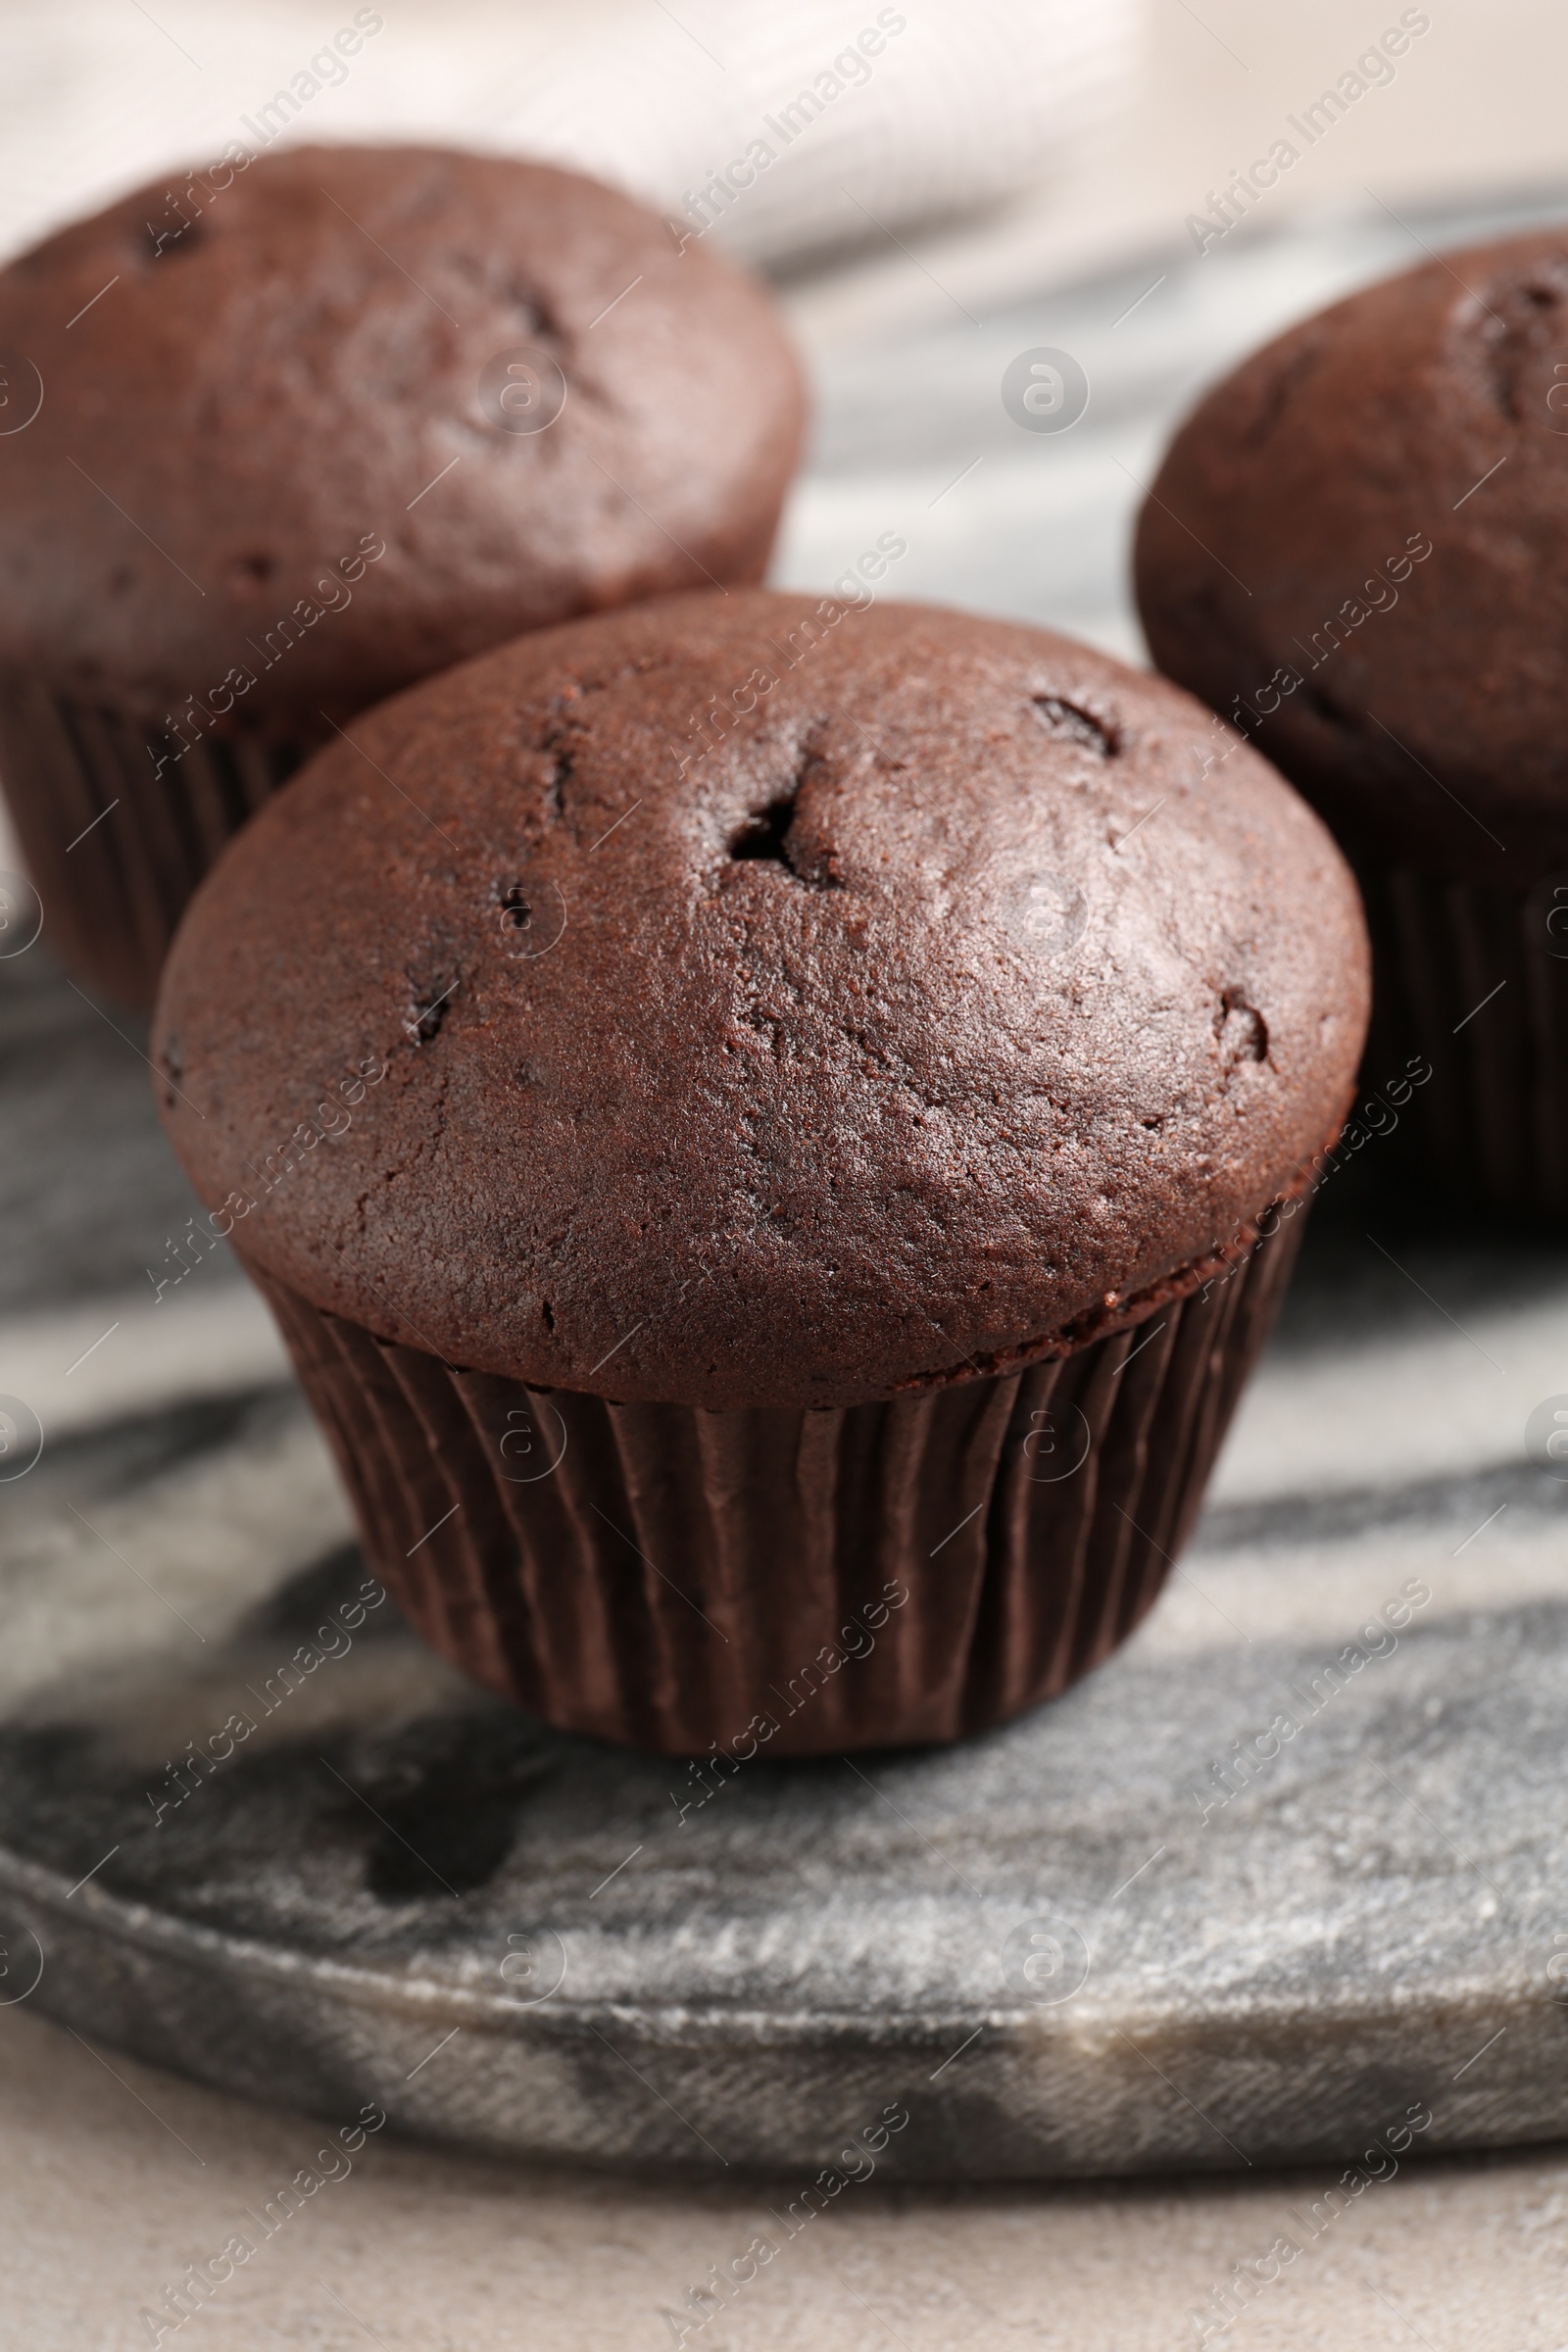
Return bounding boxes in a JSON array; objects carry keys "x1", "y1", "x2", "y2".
[{"x1": 154, "y1": 590, "x2": 1367, "y2": 1411}]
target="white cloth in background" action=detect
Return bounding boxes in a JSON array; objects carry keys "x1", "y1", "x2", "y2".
[
  {"x1": 0, "y1": 0, "x2": 1139, "y2": 270},
  {"x1": 472, "y1": 0, "x2": 1141, "y2": 267}
]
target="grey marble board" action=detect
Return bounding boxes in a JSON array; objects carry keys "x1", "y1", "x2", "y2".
[
  {"x1": 3, "y1": 191, "x2": 1568, "y2": 2179},
  {"x1": 0, "y1": 1442, "x2": 1566, "y2": 2180}
]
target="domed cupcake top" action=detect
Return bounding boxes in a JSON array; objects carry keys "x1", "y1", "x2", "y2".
[
  {"x1": 1135, "y1": 229, "x2": 1568, "y2": 872},
  {"x1": 0, "y1": 144, "x2": 803, "y2": 727},
  {"x1": 155, "y1": 591, "x2": 1365, "y2": 1408}
]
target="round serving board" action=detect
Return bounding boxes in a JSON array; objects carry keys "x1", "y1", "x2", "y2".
[{"x1": 1, "y1": 1301, "x2": 1566, "y2": 2180}]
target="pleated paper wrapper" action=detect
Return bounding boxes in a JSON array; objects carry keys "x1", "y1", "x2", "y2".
[{"x1": 251, "y1": 1213, "x2": 1302, "y2": 1758}]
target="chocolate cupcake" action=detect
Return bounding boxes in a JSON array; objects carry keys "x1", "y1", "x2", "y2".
[
  {"x1": 153, "y1": 590, "x2": 1366, "y2": 1755},
  {"x1": 1135, "y1": 229, "x2": 1568, "y2": 1217},
  {"x1": 0, "y1": 142, "x2": 804, "y2": 1010}
]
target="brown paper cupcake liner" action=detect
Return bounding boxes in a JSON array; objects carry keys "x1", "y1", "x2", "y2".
[
  {"x1": 1355, "y1": 858, "x2": 1568, "y2": 1219},
  {"x1": 248, "y1": 1212, "x2": 1304, "y2": 1757},
  {"x1": 0, "y1": 669, "x2": 310, "y2": 1013}
]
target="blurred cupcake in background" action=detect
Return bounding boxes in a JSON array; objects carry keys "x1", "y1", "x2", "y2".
[
  {"x1": 1136, "y1": 231, "x2": 1568, "y2": 1219},
  {"x1": 0, "y1": 142, "x2": 805, "y2": 1009},
  {"x1": 154, "y1": 590, "x2": 1367, "y2": 1756}
]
